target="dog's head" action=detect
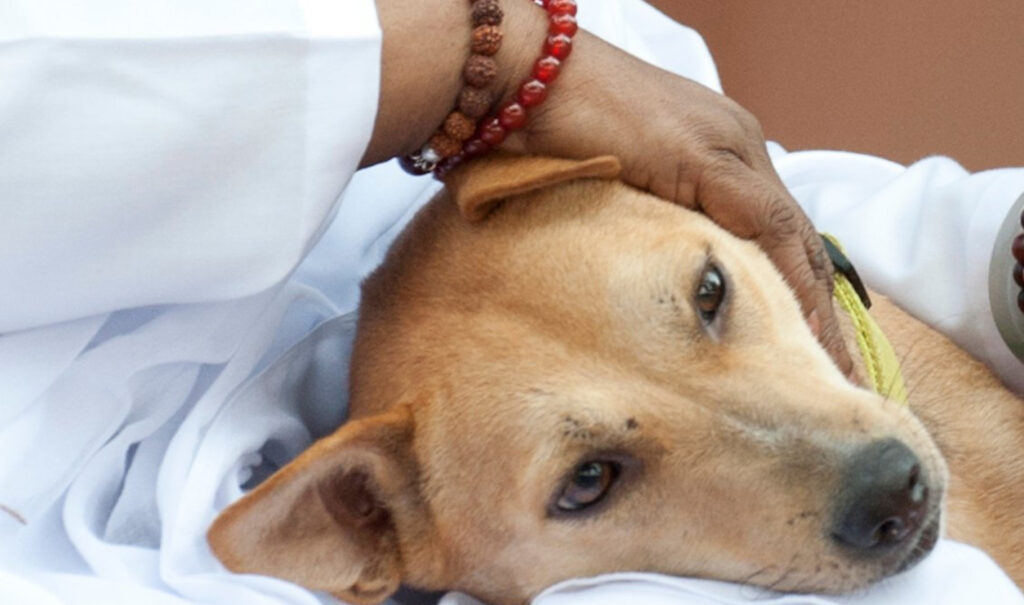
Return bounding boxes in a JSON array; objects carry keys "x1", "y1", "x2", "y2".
[{"x1": 208, "y1": 155, "x2": 947, "y2": 605}]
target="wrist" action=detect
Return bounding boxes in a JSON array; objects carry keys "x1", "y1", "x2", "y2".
[
  {"x1": 398, "y1": 0, "x2": 580, "y2": 177},
  {"x1": 362, "y1": 0, "x2": 473, "y2": 167},
  {"x1": 490, "y1": 0, "x2": 549, "y2": 109}
]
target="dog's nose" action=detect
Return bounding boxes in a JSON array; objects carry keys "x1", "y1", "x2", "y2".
[{"x1": 831, "y1": 438, "x2": 928, "y2": 552}]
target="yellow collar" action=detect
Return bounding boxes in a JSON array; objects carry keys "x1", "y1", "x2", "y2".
[{"x1": 823, "y1": 235, "x2": 908, "y2": 404}]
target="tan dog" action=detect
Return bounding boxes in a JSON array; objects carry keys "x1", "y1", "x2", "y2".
[{"x1": 208, "y1": 155, "x2": 1024, "y2": 605}]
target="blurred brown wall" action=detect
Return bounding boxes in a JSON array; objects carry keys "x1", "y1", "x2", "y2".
[{"x1": 647, "y1": 0, "x2": 1024, "y2": 171}]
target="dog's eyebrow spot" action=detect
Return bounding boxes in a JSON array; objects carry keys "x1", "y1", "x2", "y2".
[
  {"x1": 625, "y1": 418, "x2": 638, "y2": 430},
  {"x1": 560, "y1": 415, "x2": 593, "y2": 441}
]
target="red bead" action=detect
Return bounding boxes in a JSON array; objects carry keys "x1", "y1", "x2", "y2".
[
  {"x1": 462, "y1": 138, "x2": 491, "y2": 157},
  {"x1": 498, "y1": 102, "x2": 527, "y2": 130},
  {"x1": 1013, "y1": 233, "x2": 1024, "y2": 264},
  {"x1": 434, "y1": 153, "x2": 465, "y2": 180},
  {"x1": 1013, "y1": 262, "x2": 1024, "y2": 289},
  {"x1": 547, "y1": 0, "x2": 577, "y2": 16},
  {"x1": 544, "y1": 33, "x2": 573, "y2": 61},
  {"x1": 517, "y1": 79, "x2": 548, "y2": 107},
  {"x1": 532, "y1": 56, "x2": 561, "y2": 83},
  {"x1": 549, "y1": 13, "x2": 578, "y2": 37},
  {"x1": 478, "y1": 117, "x2": 507, "y2": 146}
]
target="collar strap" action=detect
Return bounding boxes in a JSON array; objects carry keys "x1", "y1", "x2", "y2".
[{"x1": 822, "y1": 234, "x2": 908, "y2": 404}]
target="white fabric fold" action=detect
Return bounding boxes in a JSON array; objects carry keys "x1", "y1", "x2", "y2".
[
  {"x1": 770, "y1": 148, "x2": 1024, "y2": 394},
  {"x1": 457, "y1": 540, "x2": 1023, "y2": 605},
  {"x1": 0, "y1": 0, "x2": 380, "y2": 332}
]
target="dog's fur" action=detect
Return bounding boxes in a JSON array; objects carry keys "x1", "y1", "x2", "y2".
[{"x1": 208, "y1": 156, "x2": 1024, "y2": 605}]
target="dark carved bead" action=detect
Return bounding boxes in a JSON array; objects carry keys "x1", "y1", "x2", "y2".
[
  {"x1": 471, "y1": 0, "x2": 503, "y2": 26},
  {"x1": 398, "y1": 154, "x2": 431, "y2": 176},
  {"x1": 1012, "y1": 233, "x2": 1024, "y2": 264}
]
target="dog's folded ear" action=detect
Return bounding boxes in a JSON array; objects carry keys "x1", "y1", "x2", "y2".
[
  {"x1": 443, "y1": 153, "x2": 622, "y2": 221},
  {"x1": 207, "y1": 406, "x2": 430, "y2": 605}
]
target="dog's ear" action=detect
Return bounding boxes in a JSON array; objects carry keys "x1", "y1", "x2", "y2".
[
  {"x1": 443, "y1": 153, "x2": 622, "y2": 221},
  {"x1": 207, "y1": 406, "x2": 429, "y2": 605}
]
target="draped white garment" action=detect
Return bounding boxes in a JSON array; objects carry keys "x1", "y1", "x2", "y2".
[{"x1": 0, "y1": 1, "x2": 1020, "y2": 605}]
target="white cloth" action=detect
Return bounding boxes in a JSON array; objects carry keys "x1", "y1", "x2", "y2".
[
  {"x1": 769, "y1": 148, "x2": 1024, "y2": 394},
  {"x1": 0, "y1": 2, "x2": 1020, "y2": 605},
  {"x1": 0, "y1": 1, "x2": 384, "y2": 604},
  {"x1": 440, "y1": 540, "x2": 1024, "y2": 605}
]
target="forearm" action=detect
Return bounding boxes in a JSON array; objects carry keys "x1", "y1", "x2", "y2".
[{"x1": 361, "y1": 0, "x2": 546, "y2": 167}]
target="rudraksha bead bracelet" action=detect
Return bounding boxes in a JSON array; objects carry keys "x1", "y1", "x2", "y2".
[
  {"x1": 399, "y1": 0, "x2": 506, "y2": 176},
  {"x1": 400, "y1": 0, "x2": 579, "y2": 178}
]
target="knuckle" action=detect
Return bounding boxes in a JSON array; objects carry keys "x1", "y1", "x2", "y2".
[
  {"x1": 739, "y1": 110, "x2": 764, "y2": 140},
  {"x1": 765, "y1": 200, "x2": 800, "y2": 232}
]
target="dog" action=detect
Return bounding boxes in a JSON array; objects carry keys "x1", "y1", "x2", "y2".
[{"x1": 208, "y1": 154, "x2": 1024, "y2": 605}]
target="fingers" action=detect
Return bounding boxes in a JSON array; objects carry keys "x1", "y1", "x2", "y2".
[{"x1": 694, "y1": 155, "x2": 856, "y2": 379}]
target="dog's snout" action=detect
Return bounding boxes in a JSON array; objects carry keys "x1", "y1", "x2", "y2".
[{"x1": 831, "y1": 438, "x2": 928, "y2": 553}]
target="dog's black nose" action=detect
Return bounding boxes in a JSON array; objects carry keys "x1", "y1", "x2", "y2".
[{"x1": 831, "y1": 438, "x2": 928, "y2": 552}]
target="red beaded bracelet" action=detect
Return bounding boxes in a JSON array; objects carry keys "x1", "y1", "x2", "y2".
[
  {"x1": 1012, "y1": 208, "x2": 1023, "y2": 314},
  {"x1": 400, "y1": 0, "x2": 578, "y2": 178}
]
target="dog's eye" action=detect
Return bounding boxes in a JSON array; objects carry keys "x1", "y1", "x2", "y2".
[
  {"x1": 556, "y1": 461, "x2": 620, "y2": 512},
  {"x1": 695, "y1": 263, "x2": 726, "y2": 323}
]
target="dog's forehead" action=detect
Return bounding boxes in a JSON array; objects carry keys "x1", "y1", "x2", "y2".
[
  {"x1": 353, "y1": 177, "x2": 812, "y2": 427},
  {"x1": 416, "y1": 339, "x2": 705, "y2": 462}
]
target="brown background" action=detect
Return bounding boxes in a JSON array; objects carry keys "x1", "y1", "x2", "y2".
[{"x1": 647, "y1": 0, "x2": 1024, "y2": 171}]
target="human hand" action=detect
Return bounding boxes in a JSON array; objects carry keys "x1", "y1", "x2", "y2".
[
  {"x1": 506, "y1": 30, "x2": 854, "y2": 377},
  {"x1": 364, "y1": 0, "x2": 852, "y2": 377}
]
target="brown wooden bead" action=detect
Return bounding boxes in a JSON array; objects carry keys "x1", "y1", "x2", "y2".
[
  {"x1": 458, "y1": 86, "x2": 492, "y2": 119},
  {"x1": 464, "y1": 54, "x2": 498, "y2": 88},
  {"x1": 444, "y1": 111, "x2": 476, "y2": 141},
  {"x1": 471, "y1": 0, "x2": 503, "y2": 26},
  {"x1": 1013, "y1": 262, "x2": 1023, "y2": 289},
  {"x1": 471, "y1": 25, "x2": 503, "y2": 55},
  {"x1": 429, "y1": 132, "x2": 463, "y2": 158}
]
